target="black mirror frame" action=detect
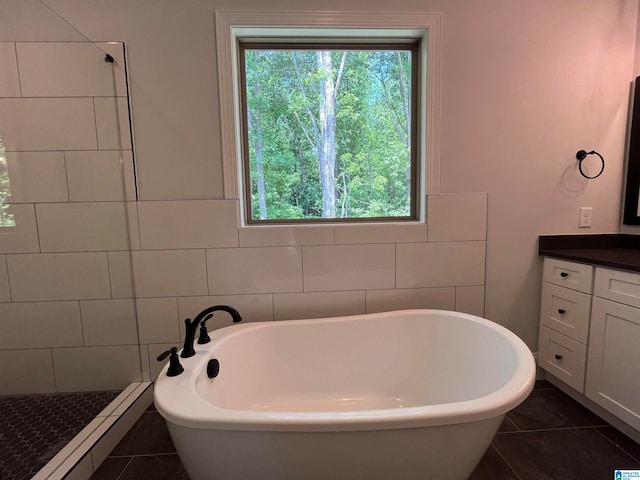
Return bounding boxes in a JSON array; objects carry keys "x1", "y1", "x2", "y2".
[{"x1": 623, "y1": 76, "x2": 640, "y2": 225}]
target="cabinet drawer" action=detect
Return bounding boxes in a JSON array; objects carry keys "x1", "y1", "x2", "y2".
[
  {"x1": 538, "y1": 325, "x2": 587, "y2": 393},
  {"x1": 594, "y1": 267, "x2": 640, "y2": 308},
  {"x1": 540, "y1": 282, "x2": 591, "y2": 343},
  {"x1": 543, "y1": 258, "x2": 593, "y2": 294}
]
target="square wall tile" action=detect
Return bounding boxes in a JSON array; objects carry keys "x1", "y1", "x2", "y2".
[
  {"x1": 138, "y1": 200, "x2": 238, "y2": 249},
  {"x1": 206, "y1": 247, "x2": 302, "y2": 294},
  {"x1": 94, "y1": 97, "x2": 132, "y2": 150},
  {"x1": 16, "y1": 42, "x2": 127, "y2": 97},
  {"x1": 335, "y1": 223, "x2": 427, "y2": 244},
  {"x1": 178, "y1": 294, "x2": 274, "y2": 330},
  {"x1": 66, "y1": 150, "x2": 136, "y2": 202},
  {"x1": 129, "y1": 250, "x2": 208, "y2": 298},
  {"x1": 0, "y1": 43, "x2": 21, "y2": 97},
  {"x1": 0, "y1": 98, "x2": 97, "y2": 151},
  {"x1": 6, "y1": 151, "x2": 69, "y2": 203},
  {"x1": 365, "y1": 287, "x2": 455, "y2": 313},
  {"x1": 0, "y1": 301, "x2": 82, "y2": 349},
  {"x1": 52, "y1": 345, "x2": 142, "y2": 392},
  {"x1": 0, "y1": 204, "x2": 40, "y2": 253},
  {"x1": 396, "y1": 241, "x2": 486, "y2": 288},
  {"x1": 303, "y1": 244, "x2": 395, "y2": 292},
  {"x1": 456, "y1": 286, "x2": 485, "y2": 317},
  {"x1": 80, "y1": 299, "x2": 139, "y2": 346},
  {"x1": 274, "y1": 291, "x2": 365, "y2": 321},
  {"x1": 136, "y1": 297, "x2": 180, "y2": 344},
  {"x1": 36, "y1": 202, "x2": 139, "y2": 252},
  {"x1": 427, "y1": 193, "x2": 488, "y2": 241},
  {"x1": 7, "y1": 252, "x2": 111, "y2": 301},
  {"x1": 0, "y1": 349, "x2": 55, "y2": 394},
  {"x1": 37, "y1": 202, "x2": 139, "y2": 252},
  {"x1": 0, "y1": 255, "x2": 9, "y2": 302},
  {"x1": 239, "y1": 225, "x2": 334, "y2": 247}
]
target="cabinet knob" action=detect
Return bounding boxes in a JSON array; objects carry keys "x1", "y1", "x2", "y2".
[
  {"x1": 560, "y1": 272, "x2": 569, "y2": 278},
  {"x1": 558, "y1": 309, "x2": 566, "y2": 315},
  {"x1": 554, "y1": 354, "x2": 563, "y2": 360}
]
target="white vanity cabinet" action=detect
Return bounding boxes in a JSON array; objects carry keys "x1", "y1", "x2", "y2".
[
  {"x1": 538, "y1": 258, "x2": 593, "y2": 392},
  {"x1": 539, "y1": 257, "x2": 640, "y2": 434},
  {"x1": 586, "y1": 268, "x2": 640, "y2": 432}
]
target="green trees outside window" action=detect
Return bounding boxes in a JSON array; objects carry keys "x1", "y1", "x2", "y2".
[
  {"x1": 0, "y1": 133, "x2": 14, "y2": 228},
  {"x1": 241, "y1": 45, "x2": 418, "y2": 223}
]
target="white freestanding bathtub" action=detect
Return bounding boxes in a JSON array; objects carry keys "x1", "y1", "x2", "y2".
[{"x1": 154, "y1": 309, "x2": 535, "y2": 480}]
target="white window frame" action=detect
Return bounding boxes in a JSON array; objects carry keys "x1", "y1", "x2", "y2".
[{"x1": 214, "y1": 10, "x2": 442, "y2": 226}]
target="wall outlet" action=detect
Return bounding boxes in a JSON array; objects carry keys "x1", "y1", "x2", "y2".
[{"x1": 579, "y1": 207, "x2": 593, "y2": 228}]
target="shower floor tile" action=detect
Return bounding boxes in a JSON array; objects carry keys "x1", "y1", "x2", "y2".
[
  {"x1": 0, "y1": 390, "x2": 119, "y2": 480},
  {"x1": 92, "y1": 380, "x2": 640, "y2": 480}
]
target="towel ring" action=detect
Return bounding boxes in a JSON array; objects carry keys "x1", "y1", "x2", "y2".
[{"x1": 576, "y1": 150, "x2": 604, "y2": 179}]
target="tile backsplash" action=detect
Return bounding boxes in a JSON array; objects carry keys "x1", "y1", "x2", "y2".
[{"x1": 0, "y1": 41, "x2": 488, "y2": 395}]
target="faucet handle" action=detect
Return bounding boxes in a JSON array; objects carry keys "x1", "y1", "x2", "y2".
[
  {"x1": 197, "y1": 313, "x2": 213, "y2": 344},
  {"x1": 157, "y1": 347, "x2": 184, "y2": 377}
]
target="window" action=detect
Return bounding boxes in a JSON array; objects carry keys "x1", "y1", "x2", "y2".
[
  {"x1": 239, "y1": 43, "x2": 418, "y2": 223},
  {"x1": 215, "y1": 11, "x2": 442, "y2": 226}
]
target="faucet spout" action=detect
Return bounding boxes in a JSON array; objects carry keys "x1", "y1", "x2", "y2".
[{"x1": 181, "y1": 305, "x2": 242, "y2": 358}]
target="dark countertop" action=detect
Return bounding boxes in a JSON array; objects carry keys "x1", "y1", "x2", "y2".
[{"x1": 538, "y1": 234, "x2": 640, "y2": 273}]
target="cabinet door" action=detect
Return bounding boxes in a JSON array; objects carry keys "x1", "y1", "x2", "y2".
[{"x1": 586, "y1": 297, "x2": 640, "y2": 431}]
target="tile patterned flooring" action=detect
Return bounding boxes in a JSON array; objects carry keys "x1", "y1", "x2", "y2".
[
  {"x1": 0, "y1": 391, "x2": 120, "y2": 480},
  {"x1": 91, "y1": 381, "x2": 640, "y2": 479}
]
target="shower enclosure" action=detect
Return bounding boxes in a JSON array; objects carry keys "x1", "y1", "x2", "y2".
[{"x1": 0, "y1": 3, "x2": 146, "y2": 479}]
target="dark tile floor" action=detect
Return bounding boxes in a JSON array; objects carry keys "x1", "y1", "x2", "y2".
[
  {"x1": 91, "y1": 381, "x2": 640, "y2": 479},
  {"x1": 0, "y1": 390, "x2": 120, "y2": 480}
]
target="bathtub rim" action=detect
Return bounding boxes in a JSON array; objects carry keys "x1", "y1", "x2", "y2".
[{"x1": 154, "y1": 309, "x2": 535, "y2": 433}]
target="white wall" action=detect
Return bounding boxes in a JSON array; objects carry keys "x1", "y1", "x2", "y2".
[{"x1": 0, "y1": 0, "x2": 638, "y2": 392}]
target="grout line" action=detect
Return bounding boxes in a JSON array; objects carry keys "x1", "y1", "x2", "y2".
[
  {"x1": 490, "y1": 444, "x2": 523, "y2": 480},
  {"x1": 592, "y1": 426, "x2": 640, "y2": 463},
  {"x1": 113, "y1": 456, "x2": 134, "y2": 480},
  {"x1": 497, "y1": 424, "x2": 609, "y2": 434}
]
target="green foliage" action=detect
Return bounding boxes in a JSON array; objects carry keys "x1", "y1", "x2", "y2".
[
  {"x1": 243, "y1": 47, "x2": 414, "y2": 221},
  {"x1": 0, "y1": 136, "x2": 15, "y2": 228}
]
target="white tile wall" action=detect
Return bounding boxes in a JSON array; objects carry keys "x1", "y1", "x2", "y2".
[
  {"x1": 66, "y1": 150, "x2": 136, "y2": 202},
  {"x1": 94, "y1": 97, "x2": 132, "y2": 150},
  {"x1": 0, "y1": 349, "x2": 56, "y2": 394},
  {"x1": 80, "y1": 299, "x2": 139, "y2": 346},
  {"x1": 427, "y1": 193, "x2": 488, "y2": 241},
  {"x1": 0, "y1": 203, "x2": 40, "y2": 253},
  {"x1": 396, "y1": 241, "x2": 486, "y2": 288},
  {"x1": 239, "y1": 225, "x2": 334, "y2": 247},
  {"x1": 0, "y1": 42, "x2": 21, "y2": 97},
  {"x1": 0, "y1": 255, "x2": 9, "y2": 302},
  {"x1": 138, "y1": 200, "x2": 238, "y2": 250},
  {"x1": 206, "y1": 247, "x2": 303, "y2": 294},
  {"x1": 365, "y1": 287, "x2": 456, "y2": 313},
  {"x1": 455, "y1": 285, "x2": 485, "y2": 317},
  {"x1": 107, "y1": 251, "x2": 136, "y2": 298},
  {"x1": 335, "y1": 223, "x2": 427, "y2": 244},
  {"x1": 303, "y1": 244, "x2": 395, "y2": 291},
  {"x1": 129, "y1": 249, "x2": 208, "y2": 297},
  {"x1": 0, "y1": 98, "x2": 98, "y2": 151},
  {"x1": 7, "y1": 252, "x2": 111, "y2": 301},
  {"x1": 52, "y1": 345, "x2": 142, "y2": 392},
  {"x1": 136, "y1": 297, "x2": 180, "y2": 344},
  {"x1": 0, "y1": 301, "x2": 82, "y2": 348},
  {"x1": 6, "y1": 151, "x2": 69, "y2": 203},
  {"x1": 36, "y1": 202, "x2": 139, "y2": 252},
  {"x1": 16, "y1": 42, "x2": 127, "y2": 97},
  {"x1": 274, "y1": 291, "x2": 366, "y2": 320}
]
